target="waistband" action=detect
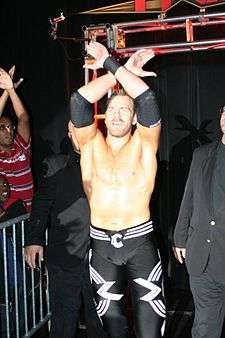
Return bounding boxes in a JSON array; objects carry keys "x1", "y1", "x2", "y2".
[{"x1": 90, "y1": 220, "x2": 153, "y2": 248}]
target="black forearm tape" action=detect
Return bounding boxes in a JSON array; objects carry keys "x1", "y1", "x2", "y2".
[
  {"x1": 103, "y1": 56, "x2": 122, "y2": 75},
  {"x1": 134, "y1": 88, "x2": 161, "y2": 128},
  {"x1": 70, "y1": 91, "x2": 94, "y2": 128}
]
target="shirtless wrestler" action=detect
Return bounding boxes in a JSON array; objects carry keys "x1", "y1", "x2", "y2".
[{"x1": 70, "y1": 42, "x2": 166, "y2": 338}]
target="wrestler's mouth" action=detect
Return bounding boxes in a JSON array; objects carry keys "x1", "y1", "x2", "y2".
[{"x1": 111, "y1": 121, "x2": 123, "y2": 126}]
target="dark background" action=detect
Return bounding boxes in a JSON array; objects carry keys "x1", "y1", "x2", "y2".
[{"x1": 1, "y1": 0, "x2": 225, "y2": 298}]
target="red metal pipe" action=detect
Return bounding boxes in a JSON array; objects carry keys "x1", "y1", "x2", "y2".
[
  {"x1": 135, "y1": 0, "x2": 146, "y2": 12},
  {"x1": 115, "y1": 42, "x2": 225, "y2": 58},
  {"x1": 161, "y1": 0, "x2": 172, "y2": 11},
  {"x1": 121, "y1": 19, "x2": 225, "y2": 34},
  {"x1": 196, "y1": 0, "x2": 219, "y2": 4}
]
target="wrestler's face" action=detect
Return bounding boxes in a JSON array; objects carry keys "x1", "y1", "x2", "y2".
[
  {"x1": 0, "y1": 176, "x2": 10, "y2": 203},
  {"x1": 0, "y1": 117, "x2": 15, "y2": 151},
  {"x1": 105, "y1": 95, "x2": 136, "y2": 137}
]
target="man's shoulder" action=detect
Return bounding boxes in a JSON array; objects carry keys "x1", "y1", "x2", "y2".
[
  {"x1": 84, "y1": 129, "x2": 104, "y2": 150},
  {"x1": 93, "y1": 129, "x2": 104, "y2": 142},
  {"x1": 193, "y1": 141, "x2": 217, "y2": 157}
]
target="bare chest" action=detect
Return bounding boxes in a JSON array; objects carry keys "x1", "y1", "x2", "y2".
[{"x1": 97, "y1": 161, "x2": 143, "y2": 187}]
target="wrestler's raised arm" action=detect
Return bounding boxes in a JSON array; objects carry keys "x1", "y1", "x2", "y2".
[
  {"x1": 71, "y1": 42, "x2": 160, "y2": 150},
  {"x1": 70, "y1": 68, "x2": 117, "y2": 149},
  {"x1": 85, "y1": 42, "x2": 149, "y2": 98},
  {"x1": 70, "y1": 44, "x2": 155, "y2": 149},
  {"x1": 85, "y1": 42, "x2": 161, "y2": 152}
]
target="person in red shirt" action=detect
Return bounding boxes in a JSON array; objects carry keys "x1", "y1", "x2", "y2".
[{"x1": 0, "y1": 67, "x2": 33, "y2": 212}]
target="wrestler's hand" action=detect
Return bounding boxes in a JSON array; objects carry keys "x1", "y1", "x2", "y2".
[
  {"x1": 173, "y1": 247, "x2": 186, "y2": 264},
  {"x1": 24, "y1": 245, "x2": 44, "y2": 269},
  {"x1": 83, "y1": 41, "x2": 109, "y2": 70},
  {"x1": 0, "y1": 68, "x2": 14, "y2": 90},
  {"x1": 124, "y1": 49, "x2": 157, "y2": 77}
]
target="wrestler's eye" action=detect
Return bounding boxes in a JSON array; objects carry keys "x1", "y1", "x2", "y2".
[{"x1": 120, "y1": 107, "x2": 131, "y2": 114}]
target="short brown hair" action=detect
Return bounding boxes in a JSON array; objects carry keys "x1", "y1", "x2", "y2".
[{"x1": 106, "y1": 88, "x2": 135, "y2": 114}]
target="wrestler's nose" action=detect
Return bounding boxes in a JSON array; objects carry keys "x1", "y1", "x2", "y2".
[{"x1": 112, "y1": 110, "x2": 121, "y2": 120}]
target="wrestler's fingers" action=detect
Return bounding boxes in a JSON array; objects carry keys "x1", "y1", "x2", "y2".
[
  {"x1": 131, "y1": 49, "x2": 149, "y2": 57},
  {"x1": 86, "y1": 44, "x2": 96, "y2": 56},
  {"x1": 131, "y1": 49, "x2": 147, "y2": 57},
  {"x1": 145, "y1": 49, "x2": 155, "y2": 57},
  {"x1": 137, "y1": 48, "x2": 154, "y2": 56},
  {"x1": 140, "y1": 52, "x2": 155, "y2": 64},
  {"x1": 90, "y1": 41, "x2": 103, "y2": 48},
  {"x1": 88, "y1": 41, "x2": 96, "y2": 47},
  {"x1": 140, "y1": 71, "x2": 157, "y2": 78}
]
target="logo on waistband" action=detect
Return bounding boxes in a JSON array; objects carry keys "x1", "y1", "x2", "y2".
[{"x1": 111, "y1": 233, "x2": 123, "y2": 248}]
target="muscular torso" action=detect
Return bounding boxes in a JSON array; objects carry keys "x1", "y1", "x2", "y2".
[{"x1": 81, "y1": 130, "x2": 157, "y2": 230}]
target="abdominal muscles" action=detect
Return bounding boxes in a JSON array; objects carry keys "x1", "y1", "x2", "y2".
[{"x1": 89, "y1": 166, "x2": 153, "y2": 228}]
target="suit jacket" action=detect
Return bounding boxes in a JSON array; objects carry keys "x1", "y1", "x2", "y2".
[
  {"x1": 173, "y1": 141, "x2": 225, "y2": 276},
  {"x1": 25, "y1": 151, "x2": 90, "y2": 271}
]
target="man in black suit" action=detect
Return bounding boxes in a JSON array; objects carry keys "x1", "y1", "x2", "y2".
[
  {"x1": 24, "y1": 121, "x2": 107, "y2": 338},
  {"x1": 173, "y1": 106, "x2": 225, "y2": 338}
]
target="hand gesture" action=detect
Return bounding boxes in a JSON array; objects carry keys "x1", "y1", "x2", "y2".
[
  {"x1": 124, "y1": 49, "x2": 157, "y2": 77},
  {"x1": 24, "y1": 245, "x2": 44, "y2": 269},
  {"x1": 0, "y1": 68, "x2": 14, "y2": 90},
  {"x1": 83, "y1": 41, "x2": 109, "y2": 70},
  {"x1": 173, "y1": 247, "x2": 186, "y2": 264},
  {"x1": 8, "y1": 65, "x2": 24, "y2": 88}
]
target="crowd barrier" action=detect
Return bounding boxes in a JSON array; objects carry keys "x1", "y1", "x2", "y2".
[{"x1": 0, "y1": 214, "x2": 51, "y2": 337}]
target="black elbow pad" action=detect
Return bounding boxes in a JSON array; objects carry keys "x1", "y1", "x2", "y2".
[
  {"x1": 134, "y1": 89, "x2": 161, "y2": 128},
  {"x1": 70, "y1": 91, "x2": 94, "y2": 128}
]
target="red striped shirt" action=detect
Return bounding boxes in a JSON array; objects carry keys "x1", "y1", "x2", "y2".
[{"x1": 0, "y1": 133, "x2": 33, "y2": 213}]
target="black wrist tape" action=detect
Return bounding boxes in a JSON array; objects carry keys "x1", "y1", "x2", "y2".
[
  {"x1": 103, "y1": 56, "x2": 121, "y2": 75},
  {"x1": 134, "y1": 89, "x2": 161, "y2": 128},
  {"x1": 70, "y1": 91, "x2": 94, "y2": 128}
]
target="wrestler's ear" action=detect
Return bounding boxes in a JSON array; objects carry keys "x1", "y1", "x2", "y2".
[{"x1": 132, "y1": 113, "x2": 137, "y2": 125}]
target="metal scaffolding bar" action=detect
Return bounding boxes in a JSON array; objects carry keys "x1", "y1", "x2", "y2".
[
  {"x1": 80, "y1": 10, "x2": 225, "y2": 57},
  {"x1": 112, "y1": 10, "x2": 225, "y2": 27},
  {"x1": 79, "y1": 9, "x2": 225, "y2": 117}
]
